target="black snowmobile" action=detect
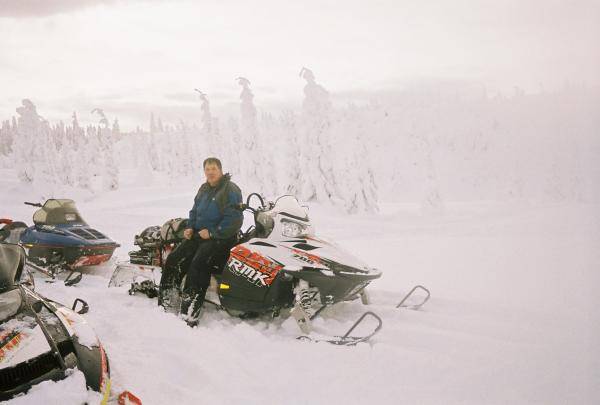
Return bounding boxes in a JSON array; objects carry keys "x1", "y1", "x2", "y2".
[
  {"x1": 0, "y1": 199, "x2": 120, "y2": 286},
  {"x1": 110, "y1": 194, "x2": 389, "y2": 344}
]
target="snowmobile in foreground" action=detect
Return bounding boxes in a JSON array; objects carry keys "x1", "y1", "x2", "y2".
[
  {"x1": 0, "y1": 242, "x2": 110, "y2": 401},
  {"x1": 111, "y1": 194, "x2": 390, "y2": 345},
  {"x1": 0, "y1": 199, "x2": 120, "y2": 286}
]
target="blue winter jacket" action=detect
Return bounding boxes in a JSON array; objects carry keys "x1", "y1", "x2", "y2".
[{"x1": 188, "y1": 174, "x2": 243, "y2": 239}]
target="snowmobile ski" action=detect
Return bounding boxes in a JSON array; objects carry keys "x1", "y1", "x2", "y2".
[
  {"x1": 396, "y1": 285, "x2": 431, "y2": 310},
  {"x1": 25, "y1": 260, "x2": 83, "y2": 286},
  {"x1": 109, "y1": 262, "x2": 161, "y2": 288},
  {"x1": 297, "y1": 311, "x2": 383, "y2": 346}
]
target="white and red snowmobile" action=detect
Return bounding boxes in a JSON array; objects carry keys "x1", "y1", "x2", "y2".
[
  {"x1": 110, "y1": 194, "x2": 429, "y2": 345},
  {"x1": 0, "y1": 242, "x2": 141, "y2": 404}
]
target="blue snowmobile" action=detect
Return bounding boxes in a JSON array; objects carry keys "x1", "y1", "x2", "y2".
[{"x1": 0, "y1": 199, "x2": 119, "y2": 286}]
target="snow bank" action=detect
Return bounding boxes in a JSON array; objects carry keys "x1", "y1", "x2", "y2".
[{"x1": 1, "y1": 180, "x2": 597, "y2": 404}]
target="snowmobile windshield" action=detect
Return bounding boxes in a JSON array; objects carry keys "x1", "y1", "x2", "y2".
[
  {"x1": 0, "y1": 243, "x2": 24, "y2": 292},
  {"x1": 272, "y1": 196, "x2": 314, "y2": 238},
  {"x1": 33, "y1": 199, "x2": 87, "y2": 226},
  {"x1": 273, "y1": 196, "x2": 309, "y2": 222}
]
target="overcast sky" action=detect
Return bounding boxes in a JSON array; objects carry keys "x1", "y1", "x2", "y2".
[{"x1": 1, "y1": 0, "x2": 598, "y2": 130}]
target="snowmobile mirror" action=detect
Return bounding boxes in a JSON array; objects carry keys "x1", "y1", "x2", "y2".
[
  {"x1": 31, "y1": 300, "x2": 44, "y2": 313},
  {"x1": 24, "y1": 201, "x2": 43, "y2": 208},
  {"x1": 23, "y1": 201, "x2": 42, "y2": 208},
  {"x1": 72, "y1": 298, "x2": 89, "y2": 314}
]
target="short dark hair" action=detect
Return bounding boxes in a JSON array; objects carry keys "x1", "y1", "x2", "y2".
[{"x1": 203, "y1": 157, "x2": 222, "y2": 170}]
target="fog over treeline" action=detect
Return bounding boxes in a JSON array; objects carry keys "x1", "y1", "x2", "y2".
[{"x1": 1, "y1": 0, "x2": 598, "y2": 128}]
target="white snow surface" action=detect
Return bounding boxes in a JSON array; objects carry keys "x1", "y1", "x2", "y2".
[{"x1": 0, "y1": 170, "x2": 598, "y2": 404}]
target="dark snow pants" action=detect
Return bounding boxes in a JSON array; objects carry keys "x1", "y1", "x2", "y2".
[
  {"x1": 183, "y1": 237, "x2": 235, "y2": 292},
  {"x1": 161, "y1": 236, "x2": 235, "y2": 294}
]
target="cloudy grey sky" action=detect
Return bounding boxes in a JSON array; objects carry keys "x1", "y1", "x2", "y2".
[{"x1": 1, "y1": 0, "x2": 598, "y2": 129}]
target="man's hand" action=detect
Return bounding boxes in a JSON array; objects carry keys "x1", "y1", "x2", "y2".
[
  {"x1": 183, "y1": 228, "x2": 194, "y2": 240},
  {"x1": 199, "y1": 229, "x2": 210, "y2": 240}
]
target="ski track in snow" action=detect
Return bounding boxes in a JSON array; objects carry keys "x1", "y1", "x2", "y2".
[{"x1": 1, "y1": 175, "x2": 599, "y2": 405}]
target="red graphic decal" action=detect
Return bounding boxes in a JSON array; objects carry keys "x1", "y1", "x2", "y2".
[
  {"x1": 291, "y1": 248, "x2": 322, "y2": 265},
  {"x1": 229, "y1": 245, "x2": 283, "y2": 286},
  {"x1": 0, "y1": 332, "x2": 26, "y2": 362},
  {"x1": 72, "y1": 254, "x2": 111, "y2": 267}
]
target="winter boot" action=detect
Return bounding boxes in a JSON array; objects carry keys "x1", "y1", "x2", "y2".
[
  {"x1": 159, "y1": 286, "x2": 181, "y2": 314},
  {"x1": 180, "y1": 288, "x2": 206, "y2": 327}
]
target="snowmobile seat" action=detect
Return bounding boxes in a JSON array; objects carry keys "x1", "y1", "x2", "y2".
[
  {"x1": 0, "y1": 243, "x2": 25, "y2": 292},
  {"x1": 0, "y1": 221, "x2": 27, "y2": 244}
]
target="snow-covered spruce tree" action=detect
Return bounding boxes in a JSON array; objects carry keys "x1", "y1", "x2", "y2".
[
  {"x1": 13, "y1": 99, "x2": 44, "y2": 182},
  {"x1": 237, "y1": 77, "x2": 273, "y2": 193},
  {"x1": 84, "y1": 125, "x2": 105, "y2": 189},
  {"x1": 92, "y1": 109, "x2": 119, "y2": 191},
  {"x1": 195, "y1": 89, "x2": 220, "y2": 157},
  {"x1": 332, "y1": 104, "x2": 378, "y2": 213},
  {"x1": 297, "y1": 67, "x2": 340, "y2": 204},
  {"x1": 417, "y1": 134, "x2": 443, "y2": 214},
  {"x1": 112, "y1": 118, "x2": 121, "y2": 141},
  {"x1": 177, "y1": 120, "x2": 197, "y2": 178},
  {"x1": 258, "y1": 110, "x2": 284, "y2": 196},
  {"x1": 222, "y1": 116, "x2": 241, "y2": 181},
  {"x1": 147, "y1": 113, "x2": 161, "y2": 171},
  {"x1": 50, "y1": 121, "x2": 74, "y2": 186},
  {"x1": 100, "y1": 128, "x2": 119, "y2": 191},
  {"x1": 273, "y1": 109, "x2": 301, "y2": 196},
  {"x1": 34, "y1": 119, "x2": 60, "y2": 188},
  {"x1": 64, "y1": 112, "x2": 88, "y2": 189},
  {"x1": 0, "y1": 120, "x2": 13, "y2": 156}
]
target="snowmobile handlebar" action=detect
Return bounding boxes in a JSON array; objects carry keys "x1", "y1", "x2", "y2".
[
  {"x1": 238, "y1": 193, "x2": 268, "y2": 214},
  {"x1": 246, "y1": 193, "x2": 265, "y2": 209},
  {"x1": 24, "y1": 202, "x2": 43, "y2": 208}
]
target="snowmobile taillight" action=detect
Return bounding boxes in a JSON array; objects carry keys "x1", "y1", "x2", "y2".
[{"x1": 0, "y1": 218, "x2": 12, "y2": 225}]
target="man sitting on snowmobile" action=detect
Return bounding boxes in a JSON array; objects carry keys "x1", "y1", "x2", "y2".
[{"x1": 163, "y1": 157, "x2": 243, "y2": 326}]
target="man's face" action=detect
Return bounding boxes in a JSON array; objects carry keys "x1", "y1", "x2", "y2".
[{"x1": 204, "y1": 163, "x2": 223, "y2": 186}]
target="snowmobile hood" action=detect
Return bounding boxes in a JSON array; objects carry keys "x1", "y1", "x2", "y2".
[
  {"x1": 0, "y1": 313, "x2": 52, "y2": 371},
  {"x1": 243, "y1": 196, "x2": 380, "y2": 277},
  {"x1": 252, "y1": 236, "x2": 381, "y2": 277},
  {"x1": 20, "y1": 224, "x2": 119, "y2": 248}
]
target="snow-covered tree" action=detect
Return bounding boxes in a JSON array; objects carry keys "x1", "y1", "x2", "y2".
[
  {"x1": 0, "y1": 120, "x2": 14, "y2": 156},
  {"x1": 237, "y1": 77, "x2": 264, "y2": 190},
  {"x1": 297, "y1": 67, "x2": 338, "y2": 203},
  {"x1": 112, "y1": 118, "x2": 120, "y2": 137},
  {"x1": 195, "y1": 89, "x2": 212, "y2": 135},
  {"x1": 91, "y1": 108, "x2": 109, "y2": 129},
  {"x1": 13, "y1": 99, "x2": 43, "y2": 182}
]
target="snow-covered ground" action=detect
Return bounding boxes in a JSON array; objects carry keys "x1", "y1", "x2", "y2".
[{"x1": 1, "y1": 169, "x2": 599, "y2": 405}]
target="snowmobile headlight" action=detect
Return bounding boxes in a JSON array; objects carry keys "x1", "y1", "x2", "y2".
[{"x1": 281, "y1": 220, "x2": 306, "y2": 238}]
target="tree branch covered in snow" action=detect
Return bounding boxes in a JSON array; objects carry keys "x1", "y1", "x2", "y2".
[{"x1": 1, "y1": 82, "x2": 598, "y2": 209}]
